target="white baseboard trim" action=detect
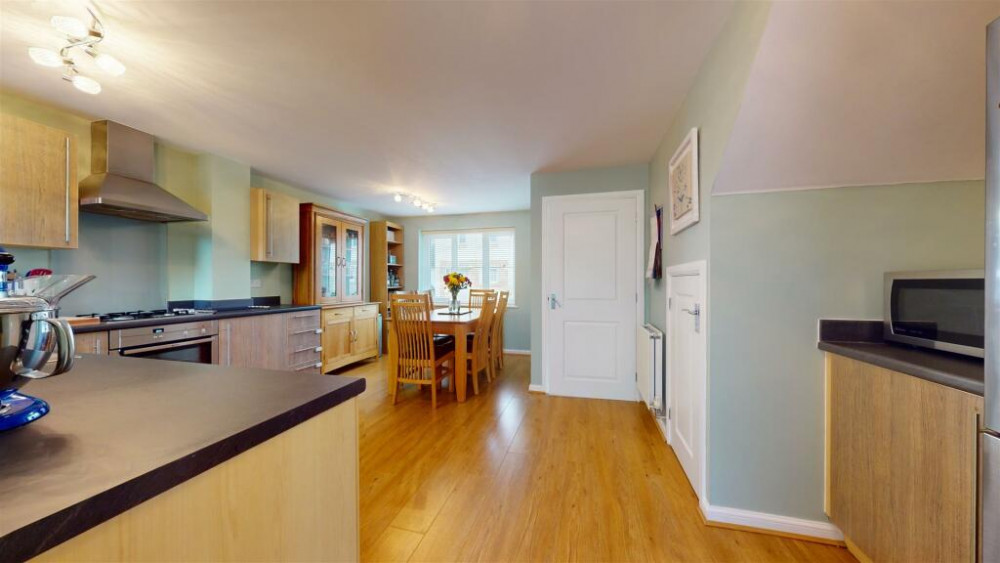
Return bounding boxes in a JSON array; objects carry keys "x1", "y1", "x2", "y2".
[
  {"x1": 503, "y1": 349, "x2": 531, "y2": 356},
  {"x1": 700, "y1": 500, "x2": 844, "y2": 542},
  {"x1": 528, "y1": 384, "x2": 546, "y2": 393}
]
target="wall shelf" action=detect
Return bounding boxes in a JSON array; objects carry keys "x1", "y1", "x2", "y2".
[{"x1": 371, "y1": 221, "x2": 404, "y2": 354}]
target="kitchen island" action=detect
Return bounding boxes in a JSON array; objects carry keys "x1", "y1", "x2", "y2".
[{"x1": 0, "y1": 355, "x2": 365, "y2": 562}]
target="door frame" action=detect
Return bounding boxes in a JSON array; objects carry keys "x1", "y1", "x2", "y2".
[
  {"x1": 665, "y1": 259, "x2": 708, "y2": 502},
  {"x1": 540, "y1": 189, "x2": 645, "y2": 395}
]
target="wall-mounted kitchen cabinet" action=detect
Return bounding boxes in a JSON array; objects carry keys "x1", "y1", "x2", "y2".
[
  {"x1": 250, "y1": 188, "x2": 299, "y2": 263},
  {"x1": 294, "y1": 204, "x2": 366, "y2": 306},
  {"x1": 0, "y1": 114, "x2": 78, "y2": 249}
]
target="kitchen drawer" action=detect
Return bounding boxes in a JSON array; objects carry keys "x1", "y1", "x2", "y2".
[
  {"x1": 290, "y1": 358, "x2": 323, "y2": 374},
  {"x1": 285, "y1": 310, "x2": 320, "y2": 333},
  {"x1": 287, "y1": 333, "x2": 322, "y2": 356},
  {"x1": 289, "y1": 346, "x2": 321, "y2": 369},
  {"x1": 324, "y1": 307, "x2": 354, "y2": 322},
  {"x1": 354, "y1": 304, "x2": 378, "y2": 319}
]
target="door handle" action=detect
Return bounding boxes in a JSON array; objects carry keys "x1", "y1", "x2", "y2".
[
  {"x1": 681, "y1": 304, "x2": 701, "y2": 333},
  {"x1": 549, "y1": 293, "x2": 561, "y2": 310}
]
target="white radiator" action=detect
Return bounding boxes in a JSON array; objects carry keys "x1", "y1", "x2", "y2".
[{"x1": 637, "y1": 324, "x2": 663, "y2": 414}]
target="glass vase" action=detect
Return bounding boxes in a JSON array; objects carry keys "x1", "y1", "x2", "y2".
[{"x1": 449, "y1": 292, "x2": 460, "y2": 313}]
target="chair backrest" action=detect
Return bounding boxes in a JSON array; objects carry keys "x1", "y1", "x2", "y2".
[
  {"x1": 392, "y1": 299, "x2": 436, "y2": 374},
  {"x1": 491, "y1": 290, "x2": 509, "y2": 348},
  {"x1": 469, "y1": 289, "x2": 496, "y2": 309},
  {"x1": 471, "y1": 293, "x2": 497, "y2": 361}
]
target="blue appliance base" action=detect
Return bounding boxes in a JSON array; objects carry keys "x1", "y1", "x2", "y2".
[{"x1": 0, "y1": 389, "x2": 50, "y2": 431}]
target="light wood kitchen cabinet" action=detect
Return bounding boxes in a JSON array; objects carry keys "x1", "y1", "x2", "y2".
[
  {"x1": 321, "y1": 304, "x2": 378, "y2": 372},
  {"x1": 294, "y1": 204, "x2": 367, "y2": 306},
  {"x1": 825, "y1": 354, "x2": 983, "y2": 562},
  {"x1": 0, "y1": 114, "x2": 78, "y2": 249},
  {"x1": 73, "y1": 331, "x2": 108, "y2": 355},
  {"x1": 250, "y1": 188, "x2": 300, "y2": 263},
  {"x1": 219, "y1": 316, "x2": 255, "y2": 368},
  {"x1": 219, "y1": 310, "x2": 322, "y2": 373}
]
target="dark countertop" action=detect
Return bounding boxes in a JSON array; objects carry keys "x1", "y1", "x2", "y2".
[
  {"x1": 72, "y1": 304, "x2": 322, "y2": 334},
  {"x1": 0, "y1": 355, "x2": 365, "y2": 561},
  {"x1": 818, "y1": 320, "x2": 984, "y2": 396}
]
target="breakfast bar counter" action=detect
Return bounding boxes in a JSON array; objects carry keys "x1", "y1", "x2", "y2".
[{"x1": 0, "y1": 355, "x2": 365, "y2": 562}]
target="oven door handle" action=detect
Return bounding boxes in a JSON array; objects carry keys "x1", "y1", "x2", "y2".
[{"x1": 120, "y1": 336, "x2": 217, "y2": 356}]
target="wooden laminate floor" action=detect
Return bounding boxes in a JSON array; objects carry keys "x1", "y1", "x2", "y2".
[{"x1": 345, "y1": 355, "x2": 854, "y2": 562}]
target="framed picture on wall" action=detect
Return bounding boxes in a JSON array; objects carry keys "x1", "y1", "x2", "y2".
[{"x1": 668, "y1": 127, "x2": 699, "y2": 235}]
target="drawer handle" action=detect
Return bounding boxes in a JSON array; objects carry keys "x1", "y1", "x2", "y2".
[
  {"x1": 291, "y1": 345, "x2": 322, "y2": 354},
  {"x1": 289, "y1": 328, "x2": 322, "y2": 335},
  {"x1": 294, "y1": 363, "x2": 317, "y2": 372}
]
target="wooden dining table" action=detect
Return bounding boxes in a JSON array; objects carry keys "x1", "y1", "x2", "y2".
[{"x1": 386, "y1": 307, "x2": 481, "y2": 403}]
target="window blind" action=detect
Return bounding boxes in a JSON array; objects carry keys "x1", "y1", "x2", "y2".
[{"x1": 421, "y1": 228, "x2": 516, "y2": 305}]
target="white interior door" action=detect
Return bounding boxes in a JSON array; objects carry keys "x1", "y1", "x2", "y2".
[
  {"x1": 543, "y1": 192, "x2": 640, "y2": 401},
  {"x1": 667, "y1": 264, "x2": 706, "y2": 498}
]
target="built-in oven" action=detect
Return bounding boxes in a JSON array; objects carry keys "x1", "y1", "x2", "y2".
[{"x1": 109, "y1": 320, "x2": 219, "y2": 364}]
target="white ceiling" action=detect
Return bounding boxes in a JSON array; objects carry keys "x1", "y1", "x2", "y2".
[
  {"x1": 714, "y1": 1, "x2": 1000, "y2": 195},
  {"x1": 0, "y1": 1, "x2": 733, "y2": 215}
]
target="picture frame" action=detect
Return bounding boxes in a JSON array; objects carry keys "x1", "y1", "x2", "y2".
[{"x1": 668, "y1": 127, "x2": 699, "y2": 235}]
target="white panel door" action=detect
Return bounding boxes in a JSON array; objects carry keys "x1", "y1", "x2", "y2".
[
  {"x1": 668, "y1": 270, "x2": 704, "y2": 496},
  {"x1": 544, "y1": 192, "x2": 639, "y2": 401}
]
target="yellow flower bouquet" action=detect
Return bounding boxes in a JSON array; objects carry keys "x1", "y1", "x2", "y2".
[{"x1": 443, "y1": 272, "x2": 471, "y2": 312}]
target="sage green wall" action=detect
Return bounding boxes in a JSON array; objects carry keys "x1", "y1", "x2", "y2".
[
  {"x1": 529, "y1": 164, "x2": 650, "y2": 385},
  {"x1": 248, "y1": 173, "x2": 385, "y2": 304},
  {"x1": 645, "y1": 1, "x2": 771, "y2": 332},
  {"x1": 393, "y1": 210, "x2": 532, "y2": 351},
  {"x1": 710, "y1": 180, "x2": 985, "y2": 521}
]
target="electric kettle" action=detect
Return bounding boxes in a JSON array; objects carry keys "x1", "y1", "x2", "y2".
[{"x1": 0, "y1": 274, "x2": 95, "y2": 430}]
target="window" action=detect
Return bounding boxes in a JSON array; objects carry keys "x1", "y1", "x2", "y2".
[{"x1": 421, "y1": 228, "x2": 515, "y2": 305}]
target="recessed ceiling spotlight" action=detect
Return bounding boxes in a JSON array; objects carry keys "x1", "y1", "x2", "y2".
[
  {"x1": 393, "y1": 193, "x2": 403, "y2": 203},
  {"x1": 426, "y1": 205, "x2": 435, "y2": 213},
  {"x1": 413, "y1": 198, "x2": 423, "y2": 208}
]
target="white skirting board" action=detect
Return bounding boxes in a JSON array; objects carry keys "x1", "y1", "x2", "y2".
[
  {"x1": 503, "y1": 349, "x2": 531, "y2": 356},
  {"x1": 699, "y1": 500, "x2": 844, "y2": 542},
  {"x1": 528, "y1": 384, "x2": 546, "y2": 393}
]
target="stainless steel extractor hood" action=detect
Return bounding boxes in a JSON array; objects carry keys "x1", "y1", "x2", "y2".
[{"x1": 79, "y1": 120, "x2": 207, "y2": 222}]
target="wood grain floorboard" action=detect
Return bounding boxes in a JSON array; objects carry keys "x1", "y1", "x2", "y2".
[{"x1": 341, "y1": 355, "x2": 855, "y2": 562}]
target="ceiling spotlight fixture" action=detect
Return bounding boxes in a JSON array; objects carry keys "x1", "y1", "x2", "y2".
[
  {"x1": 29, "y1": 5, "x2": 125, "y2": 95},
  {"x1": 392, "y1": 192, "x2": 436, "y2": 212}
]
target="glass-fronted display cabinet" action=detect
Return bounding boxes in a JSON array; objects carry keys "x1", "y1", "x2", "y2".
[{"x1": 293, "y1": 204, "x2": 367, "y2": 306}]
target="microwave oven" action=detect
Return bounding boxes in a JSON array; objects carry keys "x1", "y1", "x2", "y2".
[{"x1": 884, "y1": 270, "x2": 985, "y2": 358}]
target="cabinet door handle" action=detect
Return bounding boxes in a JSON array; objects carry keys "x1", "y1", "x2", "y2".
[
  {"x1": 64, "y1": 137, "x2": 70, "y2": 243},
  {"x1": 265, "y1": 193, "x2": 274, "y2": 257},
  {"x1": 226, "y1": 323, "x2": 231, "y2": 366}
]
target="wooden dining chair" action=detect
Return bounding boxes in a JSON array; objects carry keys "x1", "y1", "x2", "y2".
[
  {"x1": 465, "y1": 292, "x2": 497, "y2": 394},
  {"x1": 391, "y1": 299, "x2": 455, "y2": 409},
  {"x1": 468, "y1": 289, "x2": 495, "y2": 309},
  {"x1": 491, "y1": 290, "x2": 510, "y2": 371}
]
